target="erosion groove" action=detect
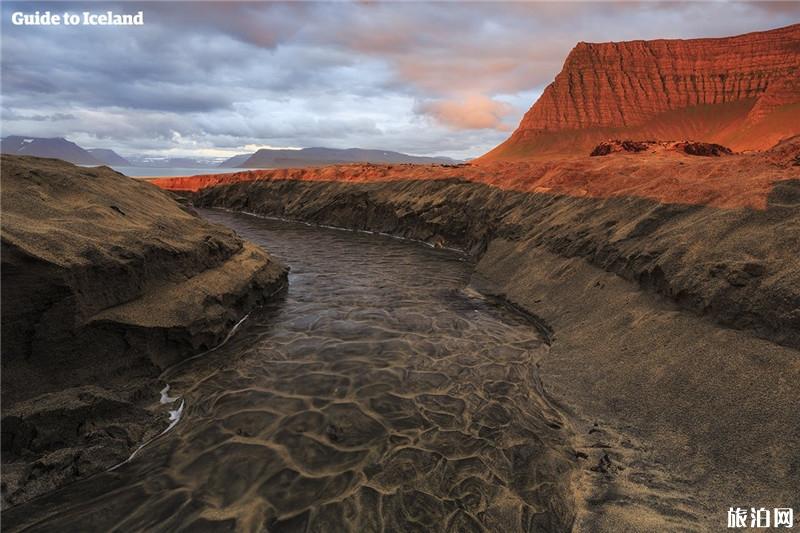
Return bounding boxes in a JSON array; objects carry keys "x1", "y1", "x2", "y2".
[{"x1": 194, "y1": 178, "x2": 800, "y2": 349}]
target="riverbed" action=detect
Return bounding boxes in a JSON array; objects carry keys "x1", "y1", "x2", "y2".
[{"x1": 4, "y1": 209, "x2": 575, "y2": 532}]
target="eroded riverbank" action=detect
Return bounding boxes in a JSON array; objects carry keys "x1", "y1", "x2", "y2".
[
  {"x1": 3, "y1": 211, "x2": 579, "y2": 532},
  {"x1": 189, "y1": 178, "x2": 800, "y2": 531},
  {"x1": 0, "y1": 157, "x2": 288, "y2": 508}
]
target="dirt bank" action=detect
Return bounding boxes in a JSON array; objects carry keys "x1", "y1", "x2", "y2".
[
  {"x1": 1, "y1": 156, "x2": 288, "y2": 506},
  {"x1": 192, "y1": 171, "x2": 799, "y2": 530}
]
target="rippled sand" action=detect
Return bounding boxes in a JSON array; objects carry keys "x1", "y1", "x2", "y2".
[{"x1": 4, "y1": 211, "x2": 575, "y2": 532}]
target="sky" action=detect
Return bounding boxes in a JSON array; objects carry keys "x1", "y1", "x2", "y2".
[{"x1": 1, "y1": 1, "x2": 798, "y2": 160}]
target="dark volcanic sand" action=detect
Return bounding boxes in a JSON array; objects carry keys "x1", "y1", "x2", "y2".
[
  {"x1": 3, "y1": 210, "x2": 576, "y2": 532},
  {"x1": 188, "y1": 174, "x2": 800, "y2": 531}
]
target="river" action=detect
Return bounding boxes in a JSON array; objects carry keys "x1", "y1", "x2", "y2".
[{"x1": 5, "y1": 209, "x2": 574, "y2": 532}]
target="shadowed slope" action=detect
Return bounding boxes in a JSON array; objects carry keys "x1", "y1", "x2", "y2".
[{"x1": 1, "y1": 155, "x2": 287, "y2": 505}]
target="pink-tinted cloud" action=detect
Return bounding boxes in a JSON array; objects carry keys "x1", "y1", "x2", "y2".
[{"x1": 416, "y1": 95, "x2": 514, "y2": 131}]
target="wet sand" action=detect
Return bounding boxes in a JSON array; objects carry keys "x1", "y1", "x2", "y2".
[{"x1": 3, "y1": 211, "x2": 577, "y2": 532}]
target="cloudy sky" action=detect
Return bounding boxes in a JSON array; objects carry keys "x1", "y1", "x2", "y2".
[{"x1": 2, "y1": 1, "x2": 798, "y2": 159}]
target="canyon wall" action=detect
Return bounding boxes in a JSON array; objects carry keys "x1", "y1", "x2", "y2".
[
  {"x1": 191, "y1": 174, "x2": 800, "y2": 530},
  {"x1": 192, "y1": 175, "x2": 800, "y2": 350},
  {"x1": 481, "y1": 24, "x2": 800, "y2": 160}
]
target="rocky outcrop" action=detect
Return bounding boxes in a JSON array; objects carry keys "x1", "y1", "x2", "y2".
[
  {"x1": 589, "y1": 139, "x2": 733, "y2": 157},
  {"x1": 1, "y1": 155, "x2": 287, "y2": 505},
  {"x1": 481, "y1": 24, "x2": 800, "y2": 160}
]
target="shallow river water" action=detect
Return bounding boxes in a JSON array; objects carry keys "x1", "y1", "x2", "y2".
[{"x1": 8, "y1": 210, "x2": 574, "y2": 532}]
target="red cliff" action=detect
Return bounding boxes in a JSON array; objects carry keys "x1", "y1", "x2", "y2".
[{"x1": 481, "y1": 24, "x2": 800, "y2": 160}]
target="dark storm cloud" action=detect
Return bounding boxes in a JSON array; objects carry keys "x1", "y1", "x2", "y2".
[{"x1": 1, "y1": 1, "x2": 798, "y2": 158}]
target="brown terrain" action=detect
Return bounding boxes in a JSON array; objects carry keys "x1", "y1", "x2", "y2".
[
  {"x1": 1, "y1": 156, "x2": 287, "y2": 506},
  {"x1": 148, "y1": 24, "x2": 800, "y2": 532}
]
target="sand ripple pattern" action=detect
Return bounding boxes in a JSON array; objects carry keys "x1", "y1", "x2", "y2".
[{"x1": 5, "y1": 211, "x2": 575, "y2": 532}]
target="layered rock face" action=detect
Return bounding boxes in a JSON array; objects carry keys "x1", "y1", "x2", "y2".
[
  {"x1": 1, "y1": 156, "x2": 287, "y2": 505},
  {"x1": 481, "y1": 24, "x2": 800, "y2": 160}
]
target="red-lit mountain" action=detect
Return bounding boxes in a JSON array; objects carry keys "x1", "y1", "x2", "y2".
[{"x1": 481, "y1": 24, "x2": 800, "y2": 160}]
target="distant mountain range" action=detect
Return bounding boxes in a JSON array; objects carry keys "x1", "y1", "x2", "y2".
[
  {"x1": 231, "y1": 147, "x2": 459, "y2": 168},
  {"x1": 1, "y1": 136, "x2": 460, "y2": 169},
  {"x1": 1, "y1": 136, "x2": 105, "y2": 166},
  {"x1": 87, "y1": 148, "x2": 132, "y2": 166},
  {"x1": 125, "y1": 156, "x2": 223, "y2": 169},
  {"x1": 218, "y1": 154, "x2": 253, "y2": 168}
]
